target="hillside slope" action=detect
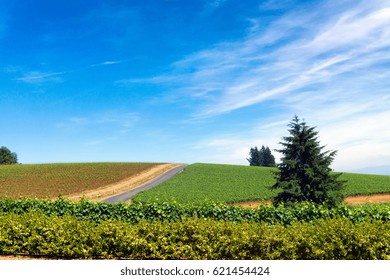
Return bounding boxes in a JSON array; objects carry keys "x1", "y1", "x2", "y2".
[{"x1": 0, "y1": 162, "x2": 164, "y2": 199}]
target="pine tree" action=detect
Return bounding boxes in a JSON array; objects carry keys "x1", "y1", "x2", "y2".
[
  {"x1": 247, "y1": 145, "x2": 275, "y2": 167},
  {"x1": 247, "y1": 146, "x2": 262, "y2": 166},
  {"x1": 259, "y1": 146, "x2": 267, "y2": 165},
  {"x1": 264, "y1": 146, "x2": 276, "y2": 167},
  {"x1": 271, "y1": 116, "x2": 345, "y2": 207}
]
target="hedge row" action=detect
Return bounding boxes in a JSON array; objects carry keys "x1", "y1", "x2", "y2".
[
  {"x1": 0, "y1": 212, "x2": 389, "y2": 260},
  {"x1": 0, "y1": 198, "x2": 389, "y2": 225}
]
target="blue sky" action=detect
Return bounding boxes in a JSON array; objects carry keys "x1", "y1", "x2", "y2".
[{"x1": 1, "y1": 0, "x2": 390, "y2": 175}]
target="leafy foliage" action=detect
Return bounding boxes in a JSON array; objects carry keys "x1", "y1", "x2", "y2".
[
  {"x1": 0, "y1": 146, "x2": 18, "y2": 165},
  {"x1": 0, "y1": 212, "x2": 389, "y2": 259},
  {"x1": 272, "y1": 116, "x2": 346, "y2": 207},
  {"x1": 0, "y1": 198, "x2": 389, "y2": 225}
]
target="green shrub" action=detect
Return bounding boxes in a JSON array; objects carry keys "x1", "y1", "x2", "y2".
[
  {"x1": 0, "y1": 212, "x2": 389, "y2": 260},
  {"x1": 0, "y1": 198, "x2": 389, "y2": 225}
]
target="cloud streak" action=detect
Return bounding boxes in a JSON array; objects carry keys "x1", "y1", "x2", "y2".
[
  {"x1": 142, "y1": 0, "x2": 390, "y2": 171},
  {"x1": 16, "y1": 71, "x2": 65, "y2": 84},
  {"x1": 131, "y1": 1, "x2": 390, "y2": 119},
  {"x1": 57, "y1": 111, "x2": 141, "y2": 147},
  {"x1": 15, "y1": 59, "x2": 125, "y2": 84},
  {"x1": 59, "y1": 111, "x2": 140, "y2": 130}
]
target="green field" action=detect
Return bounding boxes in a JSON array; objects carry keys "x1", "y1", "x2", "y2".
[
  {"x1": 340, "y1": 172, "x2": 390, "y2": 196},
  {"x1": 132, "y1": 163, "x2": 390, "y2": 204},
  {"x1": 133, "y1": 163, "x2": 277, "y2": 203}
]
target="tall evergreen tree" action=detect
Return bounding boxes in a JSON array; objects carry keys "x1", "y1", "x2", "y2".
[{"x1": 271, "y1": 116, "x2": 345, "y2": 207}]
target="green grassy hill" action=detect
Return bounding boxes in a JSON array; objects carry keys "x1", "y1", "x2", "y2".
[
  {"x1": 132, "y1": 163, "x2": 390, "y2": 204},
  {"x1": 133, "y1": 163, "x2": 277, "y2": 203}
]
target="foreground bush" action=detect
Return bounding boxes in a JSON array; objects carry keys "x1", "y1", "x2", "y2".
[
  {"x1": 0, "y1": 212, "x2": 389, "y2": 260},
  {"x1": 0, "y1": 198, "x2": 389, "y2": 225}
]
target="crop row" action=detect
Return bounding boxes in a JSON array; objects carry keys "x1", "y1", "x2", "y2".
[
  {"x1": 0, "y1": 212, "x2": 389, "y2": 259},
  {"x1": 0, "y1": 198, "x2": 389, "y2": 224},
  {"x1": 133, "y1": 163, "x2": 278, "y2": 203}
]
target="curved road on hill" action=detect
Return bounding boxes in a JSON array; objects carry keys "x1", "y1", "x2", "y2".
[{"x1": 103, "y1": 164, "x2": 187, "y2": 204}]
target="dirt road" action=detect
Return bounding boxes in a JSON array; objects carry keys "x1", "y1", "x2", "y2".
[
  {"x1": 66, "y1": 163, "x2": 185, "y2": 202},
  {"x1": 103, "y1": 164, "x2": 187, "y2": 203}
]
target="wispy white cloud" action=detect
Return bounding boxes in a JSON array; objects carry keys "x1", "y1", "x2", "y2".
[
  {"x1": 15, "y1": 59, "x2": 124, "y2": 84},
  {"x1": 57, "y1": 111, "x2": 140, "y2": 147},
  {"x1": 114, "y1": 0, "x2": 390, "y2": 172},
  {"x1": 101, "y1": 60, "x2": 120, "y2": 65},
  {"x1": 59, "y1": 111, "x2": 140, "y2": 130},
  {"x1": 136, "y1": 1, "x2": 390, "y2": 120},
  {"x1": 170, "y1": 0, "x2": 390, "y2": 172},
  {"x1": 259, "y1": 0, "x2": 295, "y2": 11},
  {"x1": 89, "y1": 60, "x2": 124, "y2": 67},
  {"x1": 192, "y1": 97, "x2": 390, "y2": 171},
  {"x1": 16, "y1": 71, "x2": 64, "y2": 84}
]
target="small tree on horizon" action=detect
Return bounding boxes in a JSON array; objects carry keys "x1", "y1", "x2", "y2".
[
  {"x1": 271, "y1": 116, "x2": 345, "y2": 208},
  {"x1": 247, "y1": 146, "x2": 262, "y2": 166},
  {"x1": 263, "y1": 146, "x2": 276, "y2": 167},
  {"x1": 247, "y1": 145, "x2": 275, "y2": 167},
  {"x1": 0, "y1": 146, "x2": 18, "y2": 165}
]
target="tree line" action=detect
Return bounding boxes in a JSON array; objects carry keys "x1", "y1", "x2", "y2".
[{"x1": 247, "y1": 145, "x2": 275, "y2": 167}]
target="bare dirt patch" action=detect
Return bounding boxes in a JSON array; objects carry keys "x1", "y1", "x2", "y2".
[
  {"x1": 0, "y1": 255, "x2": 50, "y2": 260},
  {"x1": 232, "y1": 200, "x2": 272, "y2": 208},
  {"x1": 66, "y1": 163, "x2": 183, "y2": 202},
  {"x1": 344, "y1": 193, "x2": 390, "y2": 205},
  {"x1": 233, "y1": 193, "x2": 390, "y2": 208}
]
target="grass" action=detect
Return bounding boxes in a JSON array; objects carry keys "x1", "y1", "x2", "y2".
[
  {"x1": 0, "y1": 162, "x2": 161, "y2": 199},
  {"x1": 132, "y1": 163, "x2": 390, "y2": 204}
]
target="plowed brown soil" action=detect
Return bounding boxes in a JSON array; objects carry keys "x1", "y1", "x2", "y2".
[
  {"x1": 344, "y1": 193, "x2": 390, "y2": 205},
  {"x1": 234, "y1": 193, "x2": 390, "y2": 208}
]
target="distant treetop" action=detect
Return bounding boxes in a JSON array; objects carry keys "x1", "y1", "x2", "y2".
[
  {"x1": 0, "y1": 146, "x2": 18, "y2": 165},
  {"x1": 247, "y1": 145, "x2": 276, "y2": 167}
]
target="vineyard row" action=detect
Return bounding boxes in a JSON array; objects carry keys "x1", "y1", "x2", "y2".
[{"x1": 0, "y1": 198, "x2": 389, "y2": 224}]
